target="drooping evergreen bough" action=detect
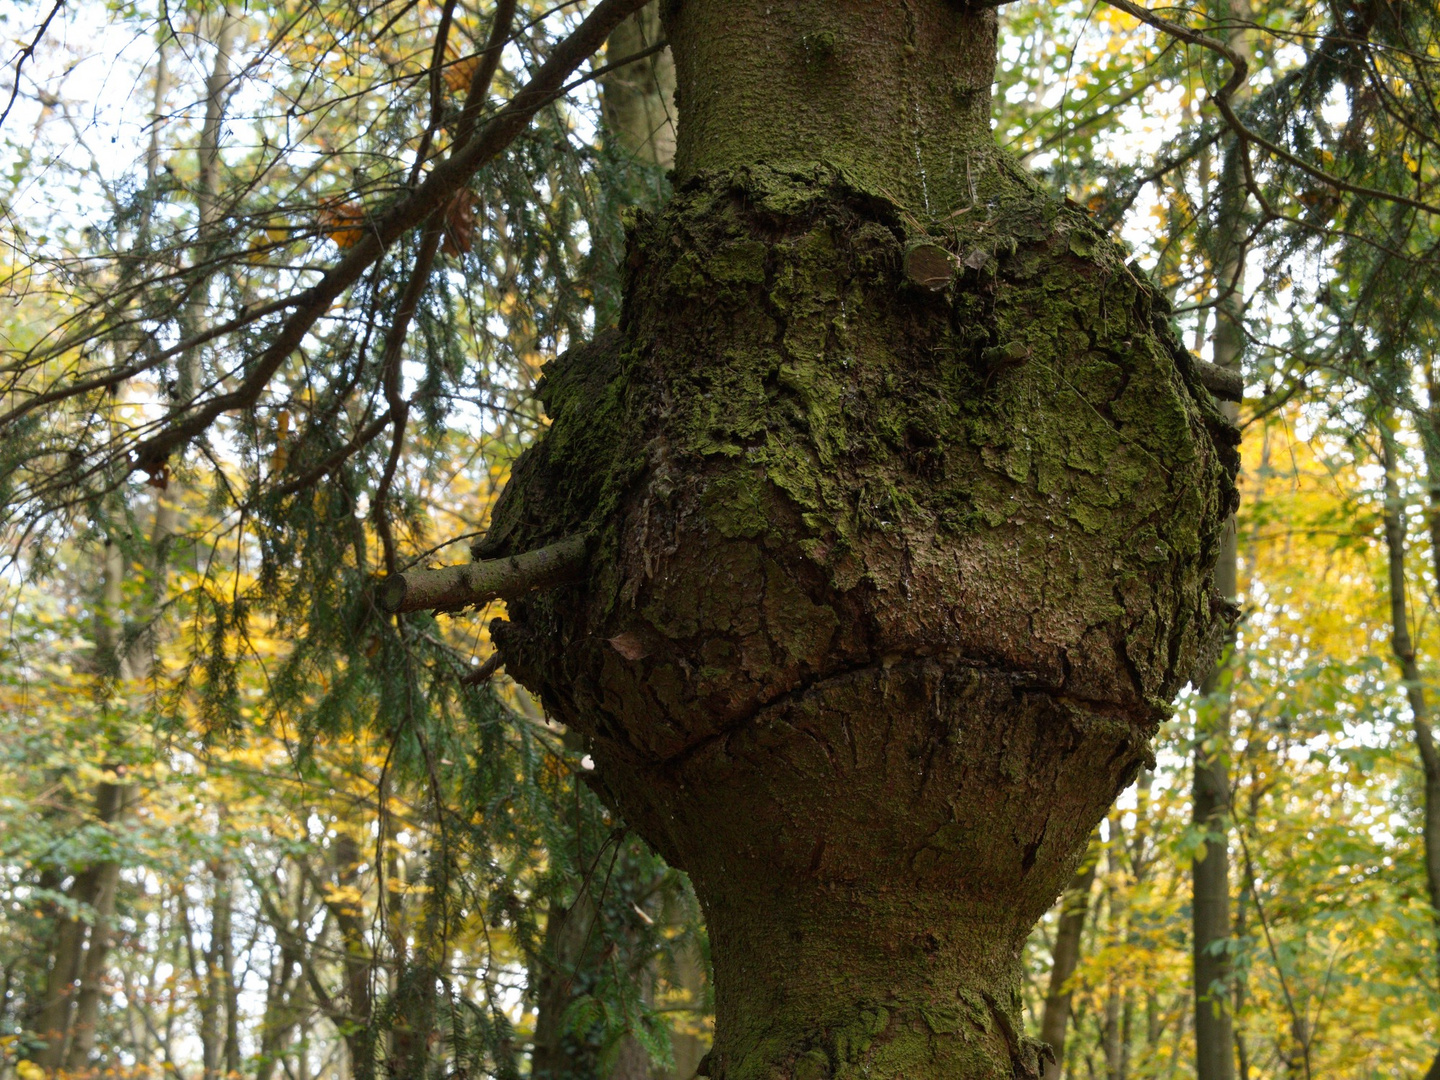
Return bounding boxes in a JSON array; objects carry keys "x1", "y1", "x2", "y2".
[{"x1": 480, "y1": 4, "x2": 1238, "y2": 1078}]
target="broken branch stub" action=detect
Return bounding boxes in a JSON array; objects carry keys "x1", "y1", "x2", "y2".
[
  {"x1": 1191, "y1": 359, "x2": 1244, "y2": 403},
  {"x1": 379, "y1": 533, "x2": 590, "y2": 614}
]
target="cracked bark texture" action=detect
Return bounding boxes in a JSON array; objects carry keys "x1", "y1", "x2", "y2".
[{"x1": 480, "y1": 3, "x2": 1239, "y2": 1079}]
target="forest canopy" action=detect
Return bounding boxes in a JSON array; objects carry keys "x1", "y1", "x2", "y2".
[{"x1": 0, "y1": 2, "x2": 1438, "y2": 1080}]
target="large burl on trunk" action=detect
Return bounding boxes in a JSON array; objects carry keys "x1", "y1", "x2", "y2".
[{"x1": 481, "y1": 3, "x2": 1238, "y2": 1078}]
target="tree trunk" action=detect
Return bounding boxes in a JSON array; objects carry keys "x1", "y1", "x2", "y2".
[
  {"x1": 1191, "y1": 56, "x2": 1249, "y2": 1080},
  {"x1": 254, "y1": 864, "x2": 305, "y2": 1080},
  {"x1": 61, "y1": 870, "x2": 119, "y2": 1071},
  {"x1": 531, "y1": 881, "x2": 604, "y2": 1080},
  {"x1": 1191, "y1": 443, "x2": 1237, "y2": 1080},
  {"x1": 326, "y1": 834, "x2": 375, "y2": 1080},
  {"x1": 61, "y1": 789, "x2": 126, "y2": 1072},
  {"x1": 33, "y1": 780, "x2": 129, "y2": 1071},
  {"x1": 1101, "y1": 990, "x2": 1121, "y2": 1080},
  {"x1": 199, "y1": 856, "x2": 238, "y2": 1080},
  {"x1": 483, "y1": 4, "x2": 1238, "y2": 1079},
  {"x1": 1416, "y1": 363, "x2": 1440, "y2": 1080},
  {"x1": 1378, "y1": 417, "x2": 1440, "y2": 1080},
  {"x1": 33, "y1": 870, "x2": 95, "y2": 1068},
  {"x1": 1099, "y1": 833, "x2": 1129, "y2": 1080},
  {"x1": 602, "y1": 3, "x2": 675, "y2": 171},
  {"x1": 1039, "y1": 837, "x2": 1099, "y2": 1080},
  {"x1": 139, "y1": 5, "x2": 240, "y2": 672}
]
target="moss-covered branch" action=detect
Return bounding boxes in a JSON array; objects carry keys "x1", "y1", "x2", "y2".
[
  {"x1": 1192, "y1": 360, "x2": 1243, "y2": 402},
  {"x1": 380, "y1": 533, "x2": 590, "y2": 614}
]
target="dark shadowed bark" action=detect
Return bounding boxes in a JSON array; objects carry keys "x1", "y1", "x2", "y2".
[{"x1": 477, "y1": 3, "x2": 1238, "y2": 1079}]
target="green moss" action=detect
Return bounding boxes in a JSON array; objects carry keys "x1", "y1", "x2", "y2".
[
  {"x1": 710, "y1": 239, "x2": 769, "y2": 285},
  {"x1": 481, "y1": 159, "x2": 1238, "y2": 1080}
]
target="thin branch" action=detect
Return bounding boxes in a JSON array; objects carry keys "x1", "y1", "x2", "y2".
[
  {"x1": 264, "y1": 408, "x2": 394, "y2": 502},
  {"x1": 455, "y1": 0, "x2": 518, "y2": 147},
  {"x1": 406, "y1": 0, "x2": 461, "y2": 188},
  {"x1": 0, "y1": 0, "x2": 64, "y2": 132},
  {"x1": 380, "y1": 533, "x2": 590, "y2": 614},
  {"x1": 1099, "y1": 0, "x2": 1440, "y2": 217},
  {"x1": 126, "y1": 0, "x2": 652, "y2": 479}
]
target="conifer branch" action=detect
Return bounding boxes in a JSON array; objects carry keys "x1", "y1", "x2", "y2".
[
  {"x1": 126, "y1": 0, "x2": 652, "y2": 479},
  {"x1": 380, "y1": 533, "x2": 591, "y2": 614},
  {"x1": 1102, "y1": 0, "x2": 1440, "y2": 216}
]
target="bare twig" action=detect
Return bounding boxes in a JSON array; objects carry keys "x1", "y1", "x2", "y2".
[
  {"x1": 380, "y1": 533, "x2": 590, "y2": 614},
  {"x1": 0, "y1": 0, "x2": 65, "y2": 132}
]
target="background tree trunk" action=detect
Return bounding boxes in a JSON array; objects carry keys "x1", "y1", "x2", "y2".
[
  {"x1": 1191, "y1": 7, "x2": 1251, "y2": 1071},
  {"x1": 61, "y1": 787, "x2": 127, "y2": 1072},
  {"x1": 1378, "y1": 417, "x2": 1440, "y2": 1080},
  {"x1": 325, "y1": 833, "x2": 375, "y2": 1080},
  {"x1": 1040, "y1": 835, "x2": 1099, "y2": 1080},
  {"x1": 531, "y1": 883, "x2": 600, "y2": 1080},
  {"x1": 33, "y1": 780, "x2": 128, "y2": 1072},
  {"x1": 601, "y1": 4, "x2": 674, "y2": 171}
]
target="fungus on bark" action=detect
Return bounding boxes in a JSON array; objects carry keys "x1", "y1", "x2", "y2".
[{"x1": 390, "y1": 3, "x2": 1239, "y2": 1078}]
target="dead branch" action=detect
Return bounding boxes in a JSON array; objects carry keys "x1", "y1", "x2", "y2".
[
  {"x1": 380, "y1": 533, "x2": 590, "y2": 614},
  {"x1": 1193, "y1": 360, "x2": 1244, "y2": 402}
]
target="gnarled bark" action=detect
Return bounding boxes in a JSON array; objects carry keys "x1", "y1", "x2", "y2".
[{"x1": 477, "y1": 4, "x2": 1238, "y2": 1079}]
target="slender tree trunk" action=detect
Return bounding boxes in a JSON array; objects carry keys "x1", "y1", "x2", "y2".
[
  {"x1": 61, "y1": 863, "x2": 120, "y2": 1071},
  {"x1": 485, "y1": 4, "x2": 1238, "y2": 1078},
  {"x1": 1120, "y1": 992, "x2": 1133, "y2": 1080},
  {"x1": 326, "y1": 834, "x2": 375, "y2": 1080},
  {"x1": 255, "y1": 866, "x2": 305, "y2": 1080},
  {"x1": 1378, "y1": 418, "x2": 1440, "y2": 1080},
  {"x1": 530, "y1": 883, "x2": 600, "y2": 1080},
  {"x1": 1040, "y1": 836, "x2": 1099, "y2": 1080},
  {"x1": 1101, "y1": 991, "x2": 1121, "y2": 1080},
  {"x1": 200, "y1": 856, "x2": 237, "y2": 1080},
  {"x1": 1191, "y1": 8, "x2": 1251, "y2": 1076},
  {"x1": 62, "y1": 785, "x2": 127, "y2": 1071},
  {"x1": 138, "y1": 6, "x2": 240, "y2": 672},
  {"x1": 1099, "y1": 830, "x2": 1129, "y2": 1080},
  {"x1": 1191, "y1": 510, "x2": 1236, "y2": 1080},
  {"x1": 34, "y1": 780, "x2": 128, "y2": 1071}
]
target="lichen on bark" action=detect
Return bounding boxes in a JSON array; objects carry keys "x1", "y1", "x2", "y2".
[{"x1": 478, "y1": 3, "x2": 1239, "y2": 1078}]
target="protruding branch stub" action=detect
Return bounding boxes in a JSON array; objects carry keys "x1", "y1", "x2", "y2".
[
  {"x1": 379, "y1": 533, "x2": 590, "y2": 614},
  {"x1": 1191, "y1": 359, "x2": 1243, "y2": 402}
]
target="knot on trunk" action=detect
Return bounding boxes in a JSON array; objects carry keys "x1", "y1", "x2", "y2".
[{"x1": 479, "y1": 161, "x2": 1237, "y2": 1080}]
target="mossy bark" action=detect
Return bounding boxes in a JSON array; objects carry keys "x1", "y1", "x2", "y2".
[{"x1": 481, "y1": 4, "x2": 1239, "y2": 1079}]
